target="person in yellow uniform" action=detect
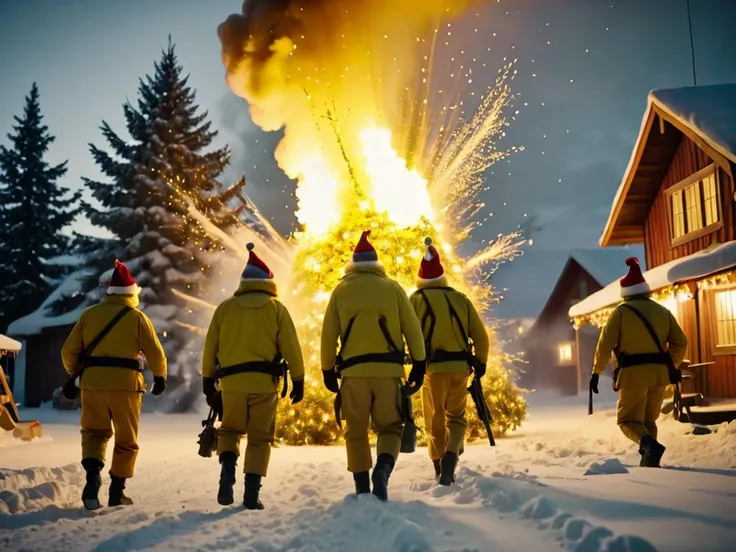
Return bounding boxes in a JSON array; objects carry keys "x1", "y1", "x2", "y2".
[
  {"x1": 61, "y1": 260, "x2": 167, "y2": 510},
  {"x1": 202, "y1": 243, "x2": 305, "y2": 509},
  {"x1": 410, "y1": 238, "x2": 489, "y2": 485},
  {"x1": 321, "y1": 231, "x2": 426, "y2": 501},
  {"x1": 591, "y1": 257, "x2": 687, "y2": 467}
]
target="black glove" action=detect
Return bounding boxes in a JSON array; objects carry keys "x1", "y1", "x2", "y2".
[
  {"x1": 671, "y1": 367, "x2": 683, "y2": 384},
  {"x1": 590, "y1": 373, "x2": 600, "y2": 394},
  {"x1": 323, "y1": 369, "x2": 340, "y2": 393},
  {"x1": 407, "y1": 360, "x2": 426, "y2": 388},
  {"x1": 202, "y1": 377, "x2": 222, "y2": 413},
  {"x1": 208, "y1": 391, "x2": 223, "y2": 419},
  {"x1": 202, "y1": 377, "x2": 217, "y2": 399},
  {"x1": 290, "y1": 379, "x2": 305, "y2": 404},
  {"x1": 474, "y1": 363, "x2": 487, "y2": 379},
  {"x1": 151, "y1": 376, "x2": 166, "y2": 396}
]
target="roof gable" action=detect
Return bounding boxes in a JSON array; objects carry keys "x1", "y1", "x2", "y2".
[
  {"x1": 601, "y1": 83, "x2": 736, "y2": 247},
  {"x1": 528, "y1": 247, "x2": 641, "y2": 331}
]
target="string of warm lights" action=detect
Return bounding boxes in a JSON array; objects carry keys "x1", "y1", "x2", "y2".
[{"x1": 572, "y1": 283, "x2": 694, "y2": 329}]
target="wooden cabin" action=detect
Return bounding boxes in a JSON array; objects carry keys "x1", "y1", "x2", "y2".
[
  {"x1": 570, "y1": 83, "x2": 736, "y2": 423},
  {"x1": 7, "y1": 270, "x2": 89, "y2": 408},
  {"x1": 522, "y1": 249, "x2": 637, "y2": 395}
]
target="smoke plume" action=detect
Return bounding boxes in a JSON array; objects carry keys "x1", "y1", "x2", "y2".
[{"x1": 218, "y1": 0, "x2": 488, "y2": 228}]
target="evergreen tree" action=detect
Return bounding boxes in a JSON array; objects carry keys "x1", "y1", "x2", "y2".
[
  {"x1": 0, "y1": 84, "x2": 80, "y2": 332},
  {"x1": 75, "y1": 38, "x2": 233, "y2": 390}
]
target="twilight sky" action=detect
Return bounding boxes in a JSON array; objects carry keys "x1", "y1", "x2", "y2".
[{"x1": 1, "y1": 0, "x2": 735, "y2": 255}]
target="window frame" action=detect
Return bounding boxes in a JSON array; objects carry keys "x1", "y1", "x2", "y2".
[
  {"x1": 709, "y1": 285, "x2": 736, "y2": 355},
  {"x1": 665, "y1": 164, "x2": 722, "y2": 248},
  {"x1": 557, "y1": 341, "x2": 574, "y2": 365}
]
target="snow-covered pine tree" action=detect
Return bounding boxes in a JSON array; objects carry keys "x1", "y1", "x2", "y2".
[
  {"x1": 0, "y1": 83, "x2": 80, "y2": 332},
  {"x1": 75, "y1": 38, "x2": 233, "y2": 401}
]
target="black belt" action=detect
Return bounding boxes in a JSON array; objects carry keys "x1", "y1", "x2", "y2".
[
  {"x1": 429, "y1": 350, "x2": 470, "y2": 363},
  {"x1": 81, "y1": 356, "x2": 142, "y2": 371},
  {"x1": 216, "y1": 361, "x2": 284, "y2": 379},
  {"x1": 215, "y1": 360, "x2": 289, "y2": 398},
  {"x1": 618, "y1": 352, "x2": 670, "y2": 368},
  {"x1": 338, "y1": 351, "x2": 405, "y2": 372}
]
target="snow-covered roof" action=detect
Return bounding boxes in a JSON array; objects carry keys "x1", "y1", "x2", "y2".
[
  {"x1": 7, "y1": 269, "x2": 93, "y2": 336},
  {"x1": 569, "y1": 241, "x2": 736, "y2": 318},
  {"x1": 651, "y1": 84, "x2": 736, "y2": 166},
  {"x1": 44, "y1": 254, "x2": 85, "y2": 266},
  {"x1": 490, "y1": 250, "x2": 570, "y2": 320},
  {"x1": 490, "y1": 247, "x2": 641, "y2": 321},
  {"x1": 601, "y1": 83, "x2": 736, "y2": 247},
  {"x1": 0, "y1": 334, "x2": 22, "y2": 352}
]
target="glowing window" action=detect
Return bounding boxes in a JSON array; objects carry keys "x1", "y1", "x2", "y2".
[
  {"x1": 703, "y1": 173, "x2": 718, "y2": 226},
  {"x1": 714, "y1": 288, "x2": 736, "y2": 348},
  {"x1": 558, "y1": 342, "x2": 573, "y2": 364},
  {"x1": 668, "y1": 166, "x2": 720, "y2": 243}
]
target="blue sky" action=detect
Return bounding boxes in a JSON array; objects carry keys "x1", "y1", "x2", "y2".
[{"x1": 1, "y1": 0, "x2": 735, "y2": 251}]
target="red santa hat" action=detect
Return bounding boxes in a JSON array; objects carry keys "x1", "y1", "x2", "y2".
[
  {"x1": 241, "y1": 243, "x2": 274, "y2": 280},
  {"x1": 108, "y1": 260, "x2": 141, "y2": 296},
  {"x1": 620, "y1": 257, "x2": 650, "y2": 297},
  {"x1": 350, "y1": 230, "x2": 380, "y2": 266},
  {"x1": 418, "y1": 237, "x2": 445, "y2": 282}
]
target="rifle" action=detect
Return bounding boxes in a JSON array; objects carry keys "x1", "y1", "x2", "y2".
[
  {"x1": 400, "y1": 382, "x2": 422, "y2": 454},
  {"x1": 468, "y1": 374, "x2": 495, "y2": 447},
  {"x1": 588, "y1": 385, "x2": 593, "y2": 416},
  {"x1": 197, "y1": 406, "x2": 219, "y2": 458}
]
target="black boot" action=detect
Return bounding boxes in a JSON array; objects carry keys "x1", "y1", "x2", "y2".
[
  {"x1": 81, "y1": 458, "x2": 103, "y2": 511},
  {"x1": 432, "y1": 459, "x2": 441, "y2": 481},
  {"x1": 218, "y1": 452, "x2": 237, "y2": 506},
  {"x1": 108, "y1": 475, "x2": 133, "y2": 507},
  {"x1": 639, "y1": 434, "x2": 666, "y2": 468},
  {"x1": 439, "y1": 452, "x2": 458, "y2": 486},
  {"x1": 371, "y1": 453, "x2": 395, "y2": 502},
  {"x1": 354, "y1": 471, "x2": 371, "y2": 494},
  {"x1": 244, "y1": 473, "x2": 264, "y2": 510}
]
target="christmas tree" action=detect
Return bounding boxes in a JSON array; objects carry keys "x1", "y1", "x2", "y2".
[
  {"x1": 274, "y1": 205, "x2": 527, "y2": 445},
  {"x1": 0, "y1": 83, "x2": 80, "y2": 332},
  {"x1": 74, "y1": 38, "x2": 234, "y2": 397}
]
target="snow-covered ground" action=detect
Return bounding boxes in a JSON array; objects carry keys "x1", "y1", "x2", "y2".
[{"x1": 2, "y1": 387, "x2": 735, "y2": 552}]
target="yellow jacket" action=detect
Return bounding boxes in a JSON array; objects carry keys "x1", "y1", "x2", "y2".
[
  {"x1": 321, "y1": 264, "x2": 425, "y2": 378},
  {"x1": 202, "y1": 279, "x2": 304, "y2": 394},
  {"x1": 61, "y1": 295, "x2": 167, "y2": 392},
  {"x1": 593, "y1": 296, "x2": 688, "y2": 388},
  {"x1": 410, "y1": 276, "x2": 490, "y2": 374}
]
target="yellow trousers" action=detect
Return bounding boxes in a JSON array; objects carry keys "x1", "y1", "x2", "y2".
[
  {"x1": 217, "y1": 391, "x2": 278, "y2": 477},
  {"x1": 617, "y1": 385, "x2": 666, "y2": 443},
  {"x1": 80, "y1": 390, "x2": 142, "y2": 478},
  {"x1": 421, "y1": 371, "x2": 468, "y2": 460},
  {"x1": 340, "y1": 377, "x2": 404, "y2": 473}
]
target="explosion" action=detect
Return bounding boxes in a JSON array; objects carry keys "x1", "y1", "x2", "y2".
[{"x1": 173, "y1": 0, "x2": 530, "y2": 444}]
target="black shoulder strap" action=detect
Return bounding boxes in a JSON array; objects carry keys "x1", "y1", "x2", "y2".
[
  {"x1": 83, "y1": 306, "x2": 134, "y2": 359},
  {"x1": 377, "y1": 315, "x2": 401, "y2": 352},
  {"x1": 619, "y1": 304, "x2": 664, "y2": 354},
  {"x1": 444, "y1": 293, "x2": 470, "y2": 351},
  {"x1": 340, "y1": 316, "x2": 357, "y2": 353},
  {"x1": 417, "y1": 290, "x2": 437, "y2": 348}
]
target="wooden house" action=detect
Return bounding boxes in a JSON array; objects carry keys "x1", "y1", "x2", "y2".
[
  {"x1": 7, "y1": 270, "x2": 89, "y2": 408},
  {"x1": 521, "y1": 249, "x2": 637, "y2": 395},
  {"x1": 570, "y1": 83, "x2": 736, "y2": 423},
  {"x1": 491, "y1": 248, "x2": 637, "y2": 394}
]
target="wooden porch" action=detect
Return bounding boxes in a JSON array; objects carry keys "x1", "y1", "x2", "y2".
[{"x1": 664, "y1": 360, "x2": 736, "y2": 425}]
